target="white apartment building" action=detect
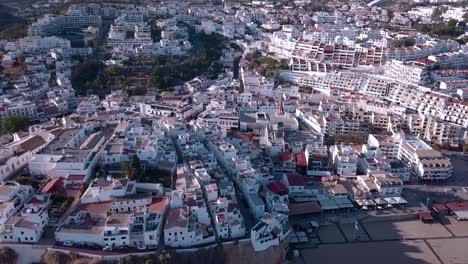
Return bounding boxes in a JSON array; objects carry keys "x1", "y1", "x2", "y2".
[
  {"x1": 135, "y1": 39, "x2": 191, "y2": 56},
  {"x1": 399, "y1": 137, "x2": 453, "y2": 181},
  {"x1": 163, "y1": 207, "x2": 215, "y2": 247},
  {"x1": 330, "y1": 144, "x2": 358, "y2": 176},
  {"x1": 431, "y1": 69, "x2": 468, "y2": 83},
  {"x1": 268, "y1": 31, "x2": 298, "y2": 58},
  {"x1": 250, "y1": 212, "x2": 290, "y2": 251},
  {"x1": 107, "y1": 13, "x2": 152, "y2": 47},
  {"x1": 443, "y1": 100, "x2": 468, "y2": 128},
  {"x1": 19, "y1": 36, "x2": 71, "y2": 52},
  {"x1": 76, "y1": 96, "x2": 101, "y2": 114},
  {"x1": 367, "y1": 134, "x2": 402, "y2": 159},
  {"x1": 209, "y1": 197, "x2": 246, "y2": 240},
  {"x1": 356, "y1": 173, "x2": 403, "y2": 198},
  {"x1": 28, "y1": 126, "x2": 105, "y2": 179},
  {"x1": 265, "y1": 182, "x2": 289, "y2": 214},
  {"x1": 428, "y1": 51, "x2": 468, "y2": 70},
  {"x1": 102, "y1": 124, "x2": 159, "y2": 166},
  {"x1": 384, "y1": 41, "x2": 459, "y2": 62},
  {"x1": 0, "y1": 182, "x2": 34, "y2": 227},
  {"x1": 442, "y1": 7, "x2": 468, "y2": 21},
  {"x1": 0, "y1": 193, "x2": 51, "y2": 243},
  {"x1": 384, "y1": 60, "x2": 431, "y2": 85},
  {"x1": 325, "y1": 117, "x2": 362, "y2": 135},
  {"x1": 0, "y1": 135, "x2": 48, "y2": 181},
  {"x1": 29, "y1": 14, "x2": 102, "y2": 37},
  {"x1": 56, "y1": 179, "x2": 166, "y2": 248},
  {"x1": 3, "y1": 101, "x2": 39, "y2": 121},
  {"x1": 291, "y1": 40, "x2": 358, "y2": 70}
]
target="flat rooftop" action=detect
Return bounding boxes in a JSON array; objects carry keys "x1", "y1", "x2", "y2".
[{"x1": 39, "y1": 128, "x2": 82, "y2": 154}]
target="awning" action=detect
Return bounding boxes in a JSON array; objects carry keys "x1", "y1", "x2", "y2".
[
  {"x1": 335, "y1": 197, "x2": 354, "y2": 208},
  {"x1": 374, "y1": 198, "x2": 387, "y2": 205},
  {"x1": 319, "y1": 199, "x2": 340, "y2": 210},
  {"x1": 289, "y1": 201, "x2": 321, "y2": 216}
]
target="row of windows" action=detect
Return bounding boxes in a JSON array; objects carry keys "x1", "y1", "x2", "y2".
[
  {"x1": 3, "y1": 235, "x2": 35, "y2": 241},
  {"x1": 104, "y1": 236, "x2": 126, "y2": 241}
]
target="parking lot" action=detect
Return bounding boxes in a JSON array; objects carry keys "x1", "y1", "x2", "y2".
[
  {"x1": 362, "y1": 220, "x2": 452, "y2": 240},
  {"x1": 293, "y1": 240, "x2": 441, "y2": 264},
  {"x1": 446, "y1": 154, "x2": 468, "y2": 187},
  {"x1": 290, "y1": 215, "x2": 468, "y2": 264}
]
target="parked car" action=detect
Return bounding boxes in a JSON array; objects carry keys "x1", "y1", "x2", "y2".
[
  {"x1": 63, "y1": 241, "x2": 74, "y2": 247},
  {"x1": 138, "y1": 244, "x2": 147, "y2": 250},
  {"x1": 103, "y1": 246, "x2": 112, "y2": 251}
]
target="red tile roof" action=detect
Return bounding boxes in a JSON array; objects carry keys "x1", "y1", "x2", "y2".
[
  {"x1": 187, "y1": 197, "x2": 197, "y2": 207},
  {"x1": 148, "y1": 197, "x2": 168, "y2": 214},
  {"x1": 41, "y1": 177, "x2": 64, "y2": 193},
  {"x1": 277, "y1": 151, "x2": 292, "y2": 163},
  {"x1": 16, "y1": 218, "x2": 38, "y2": 230},
  {"x1": 432, "y1": 204, "x2": 448, "y2": 213},
  {"x1": 266, "y1": 182, "x2": 288, "y2": 195},
  {"x1": 18, "y1": 135, "x2": 46, "y2": 152},
  {"x1": 289, "y1": 201, "x2": 321, "y2": 216},
  {"x1": 29, "y1": 197, "x2": 42, "y2": 205},
  {"x1": 287, "y1": 174, "x2": 305, "y2": 187},
  {"x1": 419, "y1": 212, "x2": 434, "y2": 222},
  {"x1": 78, "y1": 201, "x2": 112, "y2": 214},
  {"x1": 295, "y1": 153, "x2": 307, "y2": 167},
  {"x1": 445, "y1": 201, "x2": 468, "y2": 212}
]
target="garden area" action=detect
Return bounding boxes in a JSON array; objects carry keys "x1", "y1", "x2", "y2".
[
  {"x1": 16, "y1": 177, "x2": 40, "y2": 189},
  {"x1": 73, "y1": 26, "x2": 230, "y2": 97},
  {"x1": 48, "y1": 192, "x2": 74, "y2": 223},
  {"x1": 245, "y1": 50, "x2": 289, "y2": 79}
]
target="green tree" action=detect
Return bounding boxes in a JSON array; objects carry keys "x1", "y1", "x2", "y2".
[
  {"x1": 71, "y1": 60, "x2": 104, "y2": 96},
  {"x1": 131, "y1": 155, "x2": 141, "y2": 178},
  {"x1": 52, "y1": 192, "x2": 66, "y2": 203},
  {"x1": 122, "y1": 162, "x2": 134, "y2": 180},
  {"x1": 0, "y1": 247, "x2": 17, "y2": 264},
  {"x1": 122, "y1": 155, "x2": 141, "y2": 180},
  {"x1": 1, "y1": 115, "x2": 30, "y2": 134},
  {"x1": 415, "y1": 19, "x2": 464, "y2": 39},
  {"x1": 392, "y1": 37, "x2": 416, "y2": 48},
  {"x1": 457, "y1": 35, "x2": 468, "y2": 45},
  {"x1": 16, "y1": 177, "x2": 40, "y2": 189}
]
